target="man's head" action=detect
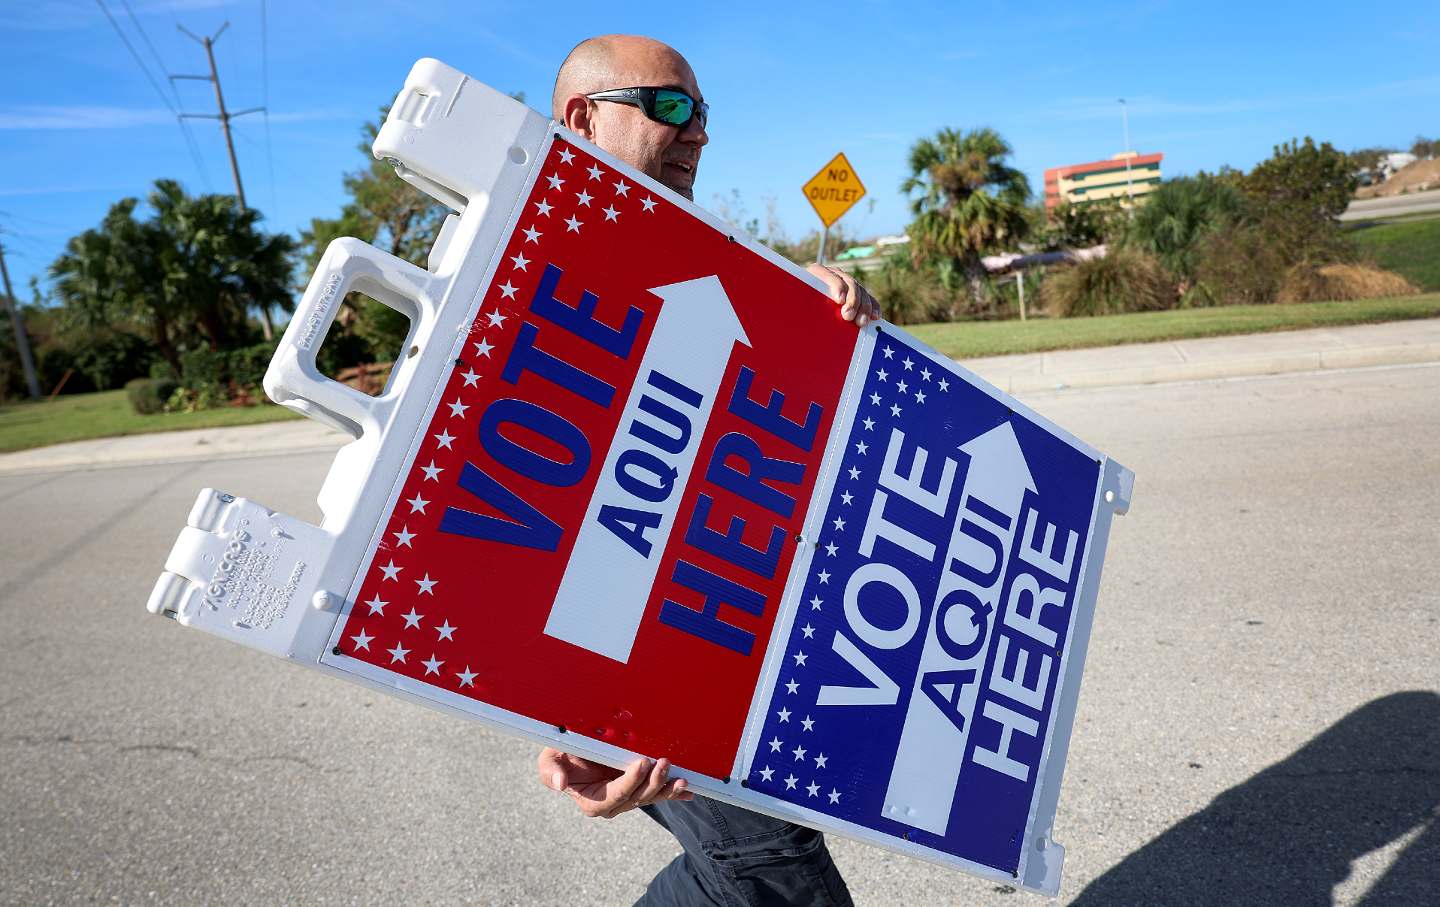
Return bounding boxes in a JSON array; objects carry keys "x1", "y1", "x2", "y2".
[{"x1": 552, "y1": 35, "x2": 708, "y2": 200}]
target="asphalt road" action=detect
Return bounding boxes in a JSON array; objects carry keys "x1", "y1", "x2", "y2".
[
  {"x1": 1339, "y1": 187, "x2": 1440, "y2": 222},
  {"x1": 2, "y1": 363, "x2": 1437, "y2": 906}
]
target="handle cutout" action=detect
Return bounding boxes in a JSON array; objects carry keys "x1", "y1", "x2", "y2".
[{"x1": 315, "y1": 289, "x2": 418, "y2": 398}]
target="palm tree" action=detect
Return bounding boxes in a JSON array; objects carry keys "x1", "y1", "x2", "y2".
[
  {"x1": 902, "y1": 128, "x2": 1031, "y2": 315},
  {"x1": 1125, "y1": 175, "x2": 1247, "y2": 286}
]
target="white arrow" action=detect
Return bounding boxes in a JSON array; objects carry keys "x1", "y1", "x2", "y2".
[
  {"x1": 882, "y1": 420, "x2": 1036, "y2": 835},
  {"x1": 544, "y1": 276, "x2": 750, "y2": 663}
]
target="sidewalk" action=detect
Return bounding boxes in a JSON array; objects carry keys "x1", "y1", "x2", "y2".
[{"x1": 2, "y1": 318, "x2": 1437, "y2": 475}]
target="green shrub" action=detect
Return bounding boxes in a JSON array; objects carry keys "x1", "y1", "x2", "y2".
[
  {"x1": 125, "y1": 377, "x2": 179, "y2": 414},
  {"x1": 1192, "y1": 226, "x2": 1286, "y2": 305},
  {"x1": 1041, "y1": 248, "x2": 1177, "y2": 317}
]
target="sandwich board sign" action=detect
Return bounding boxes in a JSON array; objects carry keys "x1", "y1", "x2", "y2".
[{"x1": 147, "y1": 58, "x2": 1133, "y2": 895}]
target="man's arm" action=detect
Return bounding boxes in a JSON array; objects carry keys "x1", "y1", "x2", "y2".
[{"x1": 538, "y1": 747, "x2": 693, "y2": 818}]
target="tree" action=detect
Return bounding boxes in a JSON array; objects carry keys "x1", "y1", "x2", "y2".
[
  {"x1": 1243, "y1": 137, "x2": 1356, "y2": 264},
  {"x1": 1411, "y1": 136, "x2": 1437, "y2": 160},
  {"x1": 1124, "y1": 175, "x2": 1248, "y2": 286},
  {"x1": 1045, "y1": 199, "x2": 1127, "y2": 250},
  {"x1": 50, "y1": 180, "x2": 295, "y2": 372},
  {"x1": 902, "y1": 127, "x2": 1030, "y2": 315}
]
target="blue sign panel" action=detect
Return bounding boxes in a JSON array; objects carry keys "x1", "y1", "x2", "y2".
[{"x1": 745, "y1": 329, "x2": 1101, "y2": 875}]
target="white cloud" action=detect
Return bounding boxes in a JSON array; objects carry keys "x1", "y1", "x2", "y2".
[{"x1": 0, "y1": 106, "x2": 176, "y2": 129}]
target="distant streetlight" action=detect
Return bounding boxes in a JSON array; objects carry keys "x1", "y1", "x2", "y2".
[{"x1": 1118, "y1": 98, "x2": 1134, "y2": 210}]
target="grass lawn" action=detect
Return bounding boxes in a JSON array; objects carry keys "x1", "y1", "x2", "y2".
[
  {"x1": 0, "y1": 389, "x2": 298, "y2": 454},
  {"x1": 1351, "y1": 218, "x2": 1440, "y2": 291},
  {"x1": 909, "y1": 292, "x2": 1440, "y2": 360}
]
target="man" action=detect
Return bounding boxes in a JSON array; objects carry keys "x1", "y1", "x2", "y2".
[{"x1": 536, "y1": 34, "x2": 875, "y2": 906}]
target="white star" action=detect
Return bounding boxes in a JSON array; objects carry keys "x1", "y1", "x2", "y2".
[
  {"x1": 602, "y1": 204, "x2": 619, "y2": 222},
  {"x1": 587, "y1": 163, "x2": 604, "y2": 180},
  {"x1": 817, "y1": 570, "x2": 831, "y2": 585},
  {"x1": 486, "y1": 310, "x2": 508, "y2": 328},
  {"x1": 534, "y1": 198, "x2": 553, "y2": 216},
  {"x1": 785, "y1": 679, "x2": 800, "y2": 694},
  {"x1": 876, "y1": 368, "x2": 888, "y2": 382},
  {"x1": 415, "y1": 573, "x2": 437, "y2": 596},
  {"x1": 825, "y1": 542, "x2": 838, "y2": 557},
  {"x1": 510, "y1": 252, "x2": 530, "y2": 271},
  {"x1": 855, "y1": 440, "x2": 868, "y2": 455},
  {"x1": 939, "y1": 378, "x2": 950, "y2": 392},
  {"x1": 793, "y1": 651, "x2": 808, "y2": 667},
  {"x1": 869, "y1": 392, "x2": 881, "y2": 406},
  {"x1": 387, "y1": 643, "x2": 409, "y2": 664},
  {"x1": 847, "y1": 467, "x2": 860, "y2": 480},
  {"x1": 456, "y1": 666, "x2": 477, "y2": 687},
  {"x1": 784, "y1": 774, "x2": 798, "y2": 790},
  {"x1": 380, "y1": 560, "x2": 401, "y2": 581},
  {"x1": 815, "y1": 753, "x2": 828, "y2": 769},
  {"x1": 575, "y1": 189, "x2": 592, "y2": 207},
  {"x1": 915, "y1": 389, "x2": 927, "y2": 404},
  {"x1": 777, "y1": 707, "x2": 791, "y2": 723},
  {"x1": 792, "y1": 744, "x2": 807, "y2": 762},
  {"x1": 840, "y1": 491, "x2": 854, "y2": 505},
  {"x1": 422, "y1": 654, "x2": 443, "y2": 676},
  {"x1": 759, "y1": 765, "x2": 774, "y2": 782},
  {"x1": 897, "y1": 380, "x2": 908, "y2": 394},
  {"x1": 557, "y1": 147, "x2": 575, "y2": 165},
  {"x1": 640, "y1": 196, "x2": 657, "y2": 212},
  {"x1": 921, "y1": 366, "x2": 932, "y2": 381},
  {"x1": 522, "y1": 225, "x2": 541, "y2": 244},
  {"x1": 447, "y1": 398, "x2": 469, "y2": 418},
  {"x1": 406, "y1": 493, "x2": 429, "y2": 514},
  {"x1": 902, "y1": 356, "x2": 914, "y2": 371},
  {"x1": 769, "y1": 736, "x2": 783, "y2": 753},
  {"x1": 801, "y1": 623, "x2": 815, "y2": 639},
  {"x1": 807, "y1": 781, "x2": 821, "y2": 798},
  {"x1": 402, "y1": 607, "x2": 423, "y2": 629},
  {"x1": 614, "y1": 179, "x2": 631, "y2": 196},
  {"x1": 545, "y1": 173, "x2": 564, "y2": 191},
  {"x1": 809, "y1": 595, "x2": 823, "y2": 610},
  {"x1": 883, "y1": 346, "x2": 894, "y2": 359},
  {"x1": 801, "y1": 715, "x2": 815, "y2": 732},
  {"x1": 565, "y1": 214, "x2": 582, "y2": 233},
  {"x1": 832, "y1": 516, "x2": 846, "y2": 531},
  {"x1": 862, "y1": 417, "x2": 875, "y2": 431},
  {"x1": 434, "y1": 429, "x2": 455, "y2": 450},
  {"x1": 350, "y1": 629, "x2": 373, "y2": 651},
  {"x1": 460, "y1": 369, "x2": 481, "y2": 387},
  {"x1": 365, "y1": 594, "x2": 387, "y2": 615},
  {"x1": 473, "y1": 337, "x2": 494, "y2": 357},
  {"x1": 890, "y1": 403, "x2": 902, "y2": 417},
  {"x1": 394, "y1": 525, "x2": 416, "y2": 547},
  {"x1": 436, "y1": 620, "x2": 456, "y2": 641},
  {"x1": 828, "y1": 789, "x2": 841, "y2": 804}
]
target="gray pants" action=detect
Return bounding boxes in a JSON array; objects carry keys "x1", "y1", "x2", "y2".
[{"x1": 636, "y1": 796, "x2": 853, "y2": 907}]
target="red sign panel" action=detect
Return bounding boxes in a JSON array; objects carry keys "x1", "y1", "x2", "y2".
[{"x1": 335, "y1": 137, "x2": 857, "y2": 777}]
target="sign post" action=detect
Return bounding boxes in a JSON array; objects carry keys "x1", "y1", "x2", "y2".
[
  {"x1": 146, "y1": 60, "x2": 1132, "y2": 895},
  {"x1": 801, "y1": 152, "x2": 866, "y2": 265}
]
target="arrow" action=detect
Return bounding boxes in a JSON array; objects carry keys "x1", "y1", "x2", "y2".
[
  {"x1": 544, "y1": 276, "x2": 750, "y2": 663},
  {"x1": 882, "y1": 420, "x2": 1036, "y2": 835}
]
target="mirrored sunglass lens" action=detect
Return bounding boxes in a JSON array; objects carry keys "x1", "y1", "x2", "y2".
[{"x1": 652, "y1": 90, "x2": 694, "y2": 125}]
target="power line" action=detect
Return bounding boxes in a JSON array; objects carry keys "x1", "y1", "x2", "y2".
[{"x1": 118, "y1": 0, "x2": 211, "y2": 190}]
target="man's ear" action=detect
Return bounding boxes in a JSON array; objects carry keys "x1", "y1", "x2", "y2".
[{"x1": 562, "y1": 96, "x2": 595, "y2": 139}]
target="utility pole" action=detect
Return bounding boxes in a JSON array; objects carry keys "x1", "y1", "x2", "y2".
[
  {"x1": 174, "y1": 22, "x2": 274, "y2": 339},
  {"x1": 0, "y1": 240, "x2": 42, "y2": 400},
  {"x1": 1118, "y1": 98, "x2": 1134, "y2": 212}
]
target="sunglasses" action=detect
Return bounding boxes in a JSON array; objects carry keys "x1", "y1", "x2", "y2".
[{"x1": 585, "y1": 86, "x2": 709, "y2": 130}]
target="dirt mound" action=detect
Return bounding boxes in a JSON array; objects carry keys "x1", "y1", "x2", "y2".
[
  {"x1": 1277, "y1": 263, "x2": 1419, "y2": 303},
  {"x1": 1355, "y1": 158, "x2": 1440, "y2": 198}
]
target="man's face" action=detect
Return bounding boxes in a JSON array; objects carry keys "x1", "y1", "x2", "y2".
[{"x1": 585, "y1": 46, "x2": 708, "y2": 200}]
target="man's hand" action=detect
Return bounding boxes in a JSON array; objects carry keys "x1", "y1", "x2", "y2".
[
  {"x1": 538, "y1": 747, "x2": 694, "y2": 819},
  {"x1": 806, "y1": 263, "x2": 882, "y2": 328}
]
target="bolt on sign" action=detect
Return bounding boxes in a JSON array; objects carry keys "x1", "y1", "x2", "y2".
[
  {"x1": 145, "y1": 59, "x2": 1134, "y2": 896},
  {"x1": 803, "y1": 152, "x2": 867, "y2": 228}
]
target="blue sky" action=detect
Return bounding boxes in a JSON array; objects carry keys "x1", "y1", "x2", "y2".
[{"x1": 2, "y1": 0, "x2": 1436, "y2": 296}]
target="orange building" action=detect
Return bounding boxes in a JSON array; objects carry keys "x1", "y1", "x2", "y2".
[{"x1": 1044, "y1": 152, "x2": 1164, "y2": 212}]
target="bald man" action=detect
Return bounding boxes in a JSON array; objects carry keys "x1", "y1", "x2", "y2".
[{"x1": 536, "y1": 35, "x2": 864, "y2": 907}]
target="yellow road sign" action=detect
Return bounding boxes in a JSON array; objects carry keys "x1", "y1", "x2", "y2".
[{"x1": 802, "y1": 152, "x2": 866, "y2": 228}]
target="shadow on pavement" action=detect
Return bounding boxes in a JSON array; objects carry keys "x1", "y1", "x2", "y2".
[{"x1": 1072, "y1": 691, "x2": 1440, "y2": 905}]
